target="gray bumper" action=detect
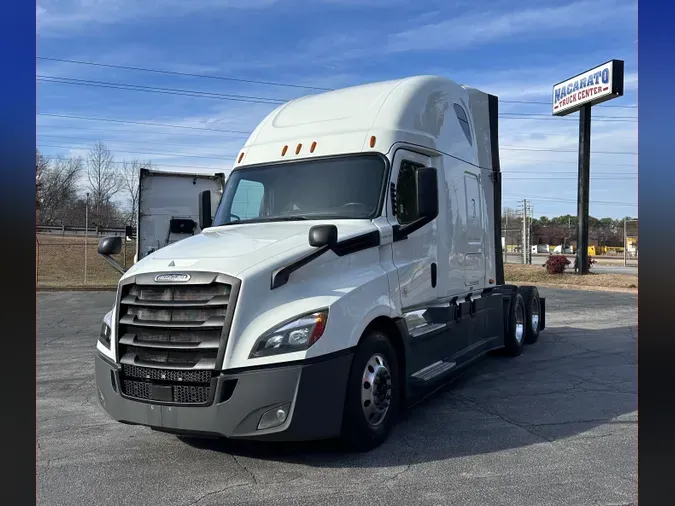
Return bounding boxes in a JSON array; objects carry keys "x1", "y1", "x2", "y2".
[{"x1": 95, "y1": 351, "x2": 353, "y2": 441}]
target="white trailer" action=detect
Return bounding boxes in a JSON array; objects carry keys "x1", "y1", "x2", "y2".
[
  {"x1": 136, "y1": 168, "x2": 225, "y2": 261},
  {"x1": 96, "y1": 75, "x2": 546, "y2": 450}
]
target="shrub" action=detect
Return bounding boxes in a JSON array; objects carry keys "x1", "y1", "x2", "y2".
[{"x1": 543, "y1": 255, "x2": 571, "y2": 274}]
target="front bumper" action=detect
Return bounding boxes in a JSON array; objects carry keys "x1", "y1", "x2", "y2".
[{"x1": 95, "y1": 351, "x2": 353, "y2": 441}]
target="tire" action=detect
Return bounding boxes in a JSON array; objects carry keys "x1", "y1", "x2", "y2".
[
  {"x1": 503, "y1": 292, "x2": 526, "y2": 356},
  {"x1": 518, "y1": 286, "x2": 541, "y2": 344},
  {"x1": 340, "y1": 330, "x2": 400, "y2": 452}
]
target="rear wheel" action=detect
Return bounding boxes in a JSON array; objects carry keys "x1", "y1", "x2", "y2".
[
  {"x1": 340, "y1": 330, "x2": 399, "y2": 452},
  {"x1": 518, "y1": 286, "x2": 541, "y2": 344},
  {"x1": 504, "y1": 292, "x2": 526, "y2": 356}
]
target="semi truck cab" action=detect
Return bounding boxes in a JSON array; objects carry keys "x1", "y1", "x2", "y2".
[{"x1": 95, "y1": 75, "x2": 546, "y2": 450}]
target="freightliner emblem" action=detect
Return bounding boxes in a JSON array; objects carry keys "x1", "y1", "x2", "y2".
[{"x1": 154, "y1": 273, "x2": 191, "y2": 283}]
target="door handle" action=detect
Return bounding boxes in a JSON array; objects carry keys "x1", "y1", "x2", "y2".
[{"x1": 431, "y1": 262, "x2": 437, "y2": 288}]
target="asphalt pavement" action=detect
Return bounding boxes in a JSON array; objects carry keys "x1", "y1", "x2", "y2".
[{"x1": 38, "y1": 289, "x2": 637, "y2": 506}]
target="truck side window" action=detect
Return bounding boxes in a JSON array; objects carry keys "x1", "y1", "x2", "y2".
[
  {"x1": 396, "y1": 160, "x2": 424, "y2": 225},
  {"x1": 453, "y1": 103, "x2": 473, "y2": 146},
  {"x1": 231, "y1": 180, "x2": 265, "y2": 219}
]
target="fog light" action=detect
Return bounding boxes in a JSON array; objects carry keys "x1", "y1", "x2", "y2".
[{"x1": 257, "y1": 403, "x2": 291, "y2": 430}]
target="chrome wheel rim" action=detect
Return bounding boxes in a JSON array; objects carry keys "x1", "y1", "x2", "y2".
[
  {"x1": 531, "y1": 298, "x2": 540, "y2": 332},
  {"x1": 361, "y1": 353, "x2": 392, "y2": 427},
  {"x1": 515, "y1": 304, "x2": 525, "y2": 343}
]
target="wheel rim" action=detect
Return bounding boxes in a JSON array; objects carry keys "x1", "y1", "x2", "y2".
[
  {"x1": 361, "y1": 353, "x2": 392, "y2": 427},
  {"x1": 515, "y1": 303, "x2": 525, "y2": 343},
  {"x1": 531, "y1": 298, "x2": 540, "y2": 332}
]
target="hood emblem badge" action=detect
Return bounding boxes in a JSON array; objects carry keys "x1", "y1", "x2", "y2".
[{"x1": 155, "y1": 273, "x2": 191, "y2": 283}]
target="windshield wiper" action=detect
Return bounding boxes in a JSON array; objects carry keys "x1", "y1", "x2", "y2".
[{"x1": 221, "y1": 215, "x2": 311, "y2": 226}]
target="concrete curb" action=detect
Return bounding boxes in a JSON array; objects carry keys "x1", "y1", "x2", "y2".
[
  {"x1": 506, "y1": 280, "x2": 638, "y2": 294},
  {"x1": 38, "y1": 286, "x2": 117, "y2": 292}
]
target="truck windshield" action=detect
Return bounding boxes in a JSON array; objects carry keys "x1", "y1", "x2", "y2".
[{"x1": 213, "y1": 154, "x2": 387, "y2": 226}]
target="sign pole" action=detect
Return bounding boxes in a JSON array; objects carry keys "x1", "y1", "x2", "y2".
[{"x1": 576, "y1": 104, "x2": 591, "y2": 274}]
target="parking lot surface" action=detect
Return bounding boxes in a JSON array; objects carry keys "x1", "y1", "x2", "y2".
[{"x1": 38, "y1": 288, "x2": 636, "y2": 506}]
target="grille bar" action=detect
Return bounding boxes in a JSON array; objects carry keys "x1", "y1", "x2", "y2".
[
  {"x1": 119, "y1": 314, "x2": 226, "y2": 329},
  {"x1": 120, "y1": 353, "x2": 217, "y2": 370},
  {"x1": 118, "y1": 333, "x2": 221, "y2": 350},
  {"x1": 116, "y1": 275, "x2": 236, "y2": 406},
  {"x1": 120, "y1": 294, "x2": 230, "y2": 307}
]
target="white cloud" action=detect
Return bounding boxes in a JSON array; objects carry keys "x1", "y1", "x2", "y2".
[
  {"x1": 385, "y1": 0, "x2": 635, "y2": 53},
  {"x1": 37, "y1": 0, "x2": 281, "y2": 35}
]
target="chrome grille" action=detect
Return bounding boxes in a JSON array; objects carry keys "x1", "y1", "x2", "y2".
[{"x1": 116, "y1": 274, "x2": 236, "y2": 406}]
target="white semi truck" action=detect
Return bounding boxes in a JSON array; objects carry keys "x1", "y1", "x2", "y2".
[{"x1": 95, "y1": 75, "x2": 546, "y2": 451}]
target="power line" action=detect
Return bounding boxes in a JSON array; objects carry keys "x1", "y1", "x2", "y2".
[
  {"x1": 501, "y1": 111, "x2": 636, "y2": 120},
  {"x1": 38, "y1": 134, "x2": 242, "y2": 151},
  {"x1": 39, "y1": 154, "x2": 225, "y2": 172},
  {"x1": 37, "y1": 123, "x2": 248, "y2": 139},
  {"x1": 36, "y1": 134, "x2": 638, "y2": 169},
  {"x1": 503, "y1": 194, "x2": 637, "y2": 207},
  {"x1": 501, "y1": 146, "x2": 637, "y2": 155},
  {"x1": 500, "y1": 114, "x2": 635, "y2": 123},
  {"x1": 37, "y1": 138, "x2": 641, "y2": 171},
  {"x1": 505, "y1": 176, "x2": 635, "y2": 180},
  {"x1": 38, "y1": 75, "x2": 288, "y2": 104},
  {"x1": 501, "y1": 99, "x2": 636, "y2": 109},
  {"x1": 37, "y1": 113, "x2": 638, "y2": 156},
  {"x1": 37, "y1": 56, "x2": 333, "y2": 91},
  {"x1": 502, "y1": 156, "x2": 636, "y2": 168},
  {"x1": 38, "y1": 76, "x2": 637, "y2": 123},
  {"x1": 37, "y1": 56, "x2": 636, "y2": 109},
  {"x1": 38, "y1": 113, "x2": 251, "y2": 134},
  {"x1": 38, "y1": 142, "x2": 635, "y2": 180},
  {"x1": 38, "y1": 143, "x2": 235, "y2": 161}
]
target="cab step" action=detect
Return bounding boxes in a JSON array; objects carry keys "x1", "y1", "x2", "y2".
[{"x1": 411, "y1": 360, "x2": 457, "y2": 382}]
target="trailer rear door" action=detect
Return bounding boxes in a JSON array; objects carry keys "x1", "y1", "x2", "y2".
[{"x1": 136, "y1": 169, "x2": 225, "y2": 261}]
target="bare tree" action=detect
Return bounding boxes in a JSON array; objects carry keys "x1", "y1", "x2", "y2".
[
  {"x1": 36, "y1": 150, "x2": 84, "y2": 225},
  {"x1": 86, "y1": 141, "x2": 122, "y2": 227},
  {"x1": 121, "y1": 159, "x2": 152, "y2": 225}
]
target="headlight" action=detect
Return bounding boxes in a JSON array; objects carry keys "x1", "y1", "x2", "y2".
[
  {"x1": 99, "y1": 309, "x2": 113, "y2": 348},
  {"x1": 250, "y1": 310, "x2": 328, "y2": 358}
]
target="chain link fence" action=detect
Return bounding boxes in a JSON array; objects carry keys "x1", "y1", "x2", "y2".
[{"x1": 37, "y1": 234, "x2": 135, "y2": 289}]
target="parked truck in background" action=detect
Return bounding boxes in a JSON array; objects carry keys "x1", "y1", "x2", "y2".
[{"x1": 95, "y1": 75, "x2": 546, "y2": 451}]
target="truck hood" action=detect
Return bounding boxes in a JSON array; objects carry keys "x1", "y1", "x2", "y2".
[{"x1": 126, "y1": 220, "x2": 378, "y2": 278}]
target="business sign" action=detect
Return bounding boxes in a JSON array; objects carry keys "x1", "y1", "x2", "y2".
[{"x1": 552, "y1": 59, "x2": 624, "y2": 116}]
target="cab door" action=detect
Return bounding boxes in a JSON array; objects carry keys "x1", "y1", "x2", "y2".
[{"x1": 387, "y1": 148, "x2": 439, "y2": 311}]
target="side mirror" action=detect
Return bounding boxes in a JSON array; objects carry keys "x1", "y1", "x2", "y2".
[
  {"x1": 199, "y1": 190, "x2": 212, "y2": 230},
  {"x1": 309, "y1": 224, "x2": 338, "y2": 248},
  {"x1": 98, "y1": 236, "x2": 122, "y2": 255},
  {"x1": 125, "y1": 225, "x2": 133, "y2": 240},
  {"x1": 416, "y1": 167, "x2": 439, "y2": 220}
]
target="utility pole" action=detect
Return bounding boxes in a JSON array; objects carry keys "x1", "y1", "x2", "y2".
[
  {"x1": 527, "y1": 203, "x2": 534, "y2": 264},
  {"x1": 504, "y1": 209, "x2": 508, "y2": 264},
  {"x1": 522, "y1": 199, "x2": 528, "y2": 264},
  {"x1": 623, "y1": 218, "x2": 627, "y2": 267},
  {"x1": 84, "y1": 193, "x2": 89, "y2": 285}
]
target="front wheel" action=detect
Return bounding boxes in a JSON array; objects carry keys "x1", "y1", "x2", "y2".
[{"x1": 340, "y1": 331, "x2": 399, "y2": 452}]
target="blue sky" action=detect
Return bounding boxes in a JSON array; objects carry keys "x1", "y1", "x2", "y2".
[{"x1": 37, "y1": 0, "x2": 637, "y2": 218}]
